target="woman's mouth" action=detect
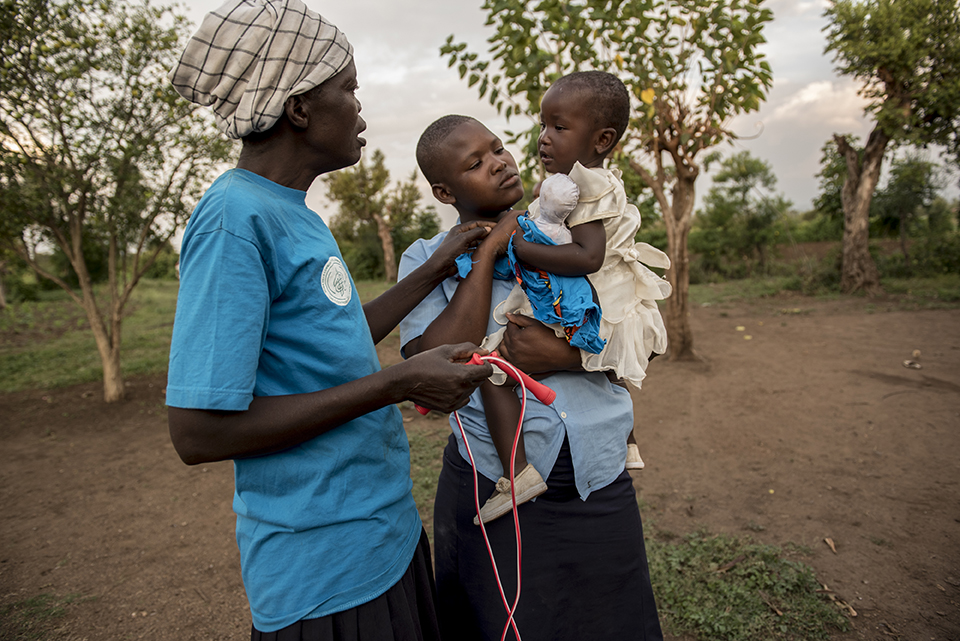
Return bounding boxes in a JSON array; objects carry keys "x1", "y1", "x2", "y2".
[{"x1": 500, "y1": 173, "x2": 520, "y2": 188}]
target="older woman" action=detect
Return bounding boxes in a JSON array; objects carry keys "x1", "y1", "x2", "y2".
[{"x1": 164, "y1": 1, "x2": 494, "y2": 638}]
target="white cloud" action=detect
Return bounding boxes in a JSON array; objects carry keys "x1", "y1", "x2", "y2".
[
  {"x1": 767, "y1": 80, "x2": 869, "y2": 130},
  {"x1": 715, "y1": 79, "x2": 872, "y2": 211},
  {"x1": 767, "y1": 0, "x2": 830, "y2": 18}
]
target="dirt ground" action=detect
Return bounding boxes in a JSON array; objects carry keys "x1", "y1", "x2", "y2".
[{"x1": 1, "y1": 295, "x2": 958, "y2": 640}]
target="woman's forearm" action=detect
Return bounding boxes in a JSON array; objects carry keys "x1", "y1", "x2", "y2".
[{"x1": 168, "y1": 343, "x2": 492, "y2": 464}]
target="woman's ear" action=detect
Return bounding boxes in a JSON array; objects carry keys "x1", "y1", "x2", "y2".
[
  {"x1": 594, "y1": 127, "x2": 618, "y2": 157},
  {"x1": 284, "y1": 92, "x2": 312, "y2": 130},
  {"x1": 432, "y1": 183, "x2": 456, "y2": 206}
]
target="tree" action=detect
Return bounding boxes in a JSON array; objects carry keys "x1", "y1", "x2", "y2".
[
  {"x1": 814, "y1": 136, "x2": 856, "y2": 223},
  {"x1": 694, "y1": 151, "x2": 791, "y2": 273},
  {"x1": 0, "y1": 0, "x2": 233, "y2": 402},
  {"x1": 823, "y1": 0, "x2": 960, "y2": 293},
  {"x1": 872, "y1": 152, "x2": 944, "y2": 266},
  {"x1": 324, "y1": 149, "x2": 440, "y2": 281},
  {"x1": 441, "y1": 0, "x2": 773, "y2": 360}
]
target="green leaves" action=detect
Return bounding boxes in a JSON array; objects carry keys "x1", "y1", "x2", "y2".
[
  {"x1": 441, "y1": 0, "x2": 774, "y2": 178},
  {"x1": 0, "y1": 0, "x2": 232, "y2": 300},
  {"x1": 324, "y1": 151, "x2": 440, "y2": 280},
  {"x1": 824, "y1": 0, "x2": 960, "y2": 157}
]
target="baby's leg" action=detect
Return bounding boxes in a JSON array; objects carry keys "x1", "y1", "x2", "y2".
[
  {"x1": 475, "y1": 380, "x2": 545, "y2": 525},
  {"x1": 626, "y1": 421, "x2": 645, "y2": 470},
  {"x1": 479, "y1": 381, "x2": 528, "y2": 474}
]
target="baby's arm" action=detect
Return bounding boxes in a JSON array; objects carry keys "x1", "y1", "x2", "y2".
[{"x1": 512, "y1": 219, "x2": 605, "y2": 276}]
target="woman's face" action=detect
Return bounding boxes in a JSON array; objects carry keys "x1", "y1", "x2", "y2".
[
  {"x1": 434, "y1": 120, "x2": 524, "y2": 221},
  {"x1": 305, "y1": 60, "x2": 367, "y2": 173}
]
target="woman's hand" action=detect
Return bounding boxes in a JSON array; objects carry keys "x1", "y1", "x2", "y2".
[
  {"x1": 497, "y1": 312, "x2": 582, "y2": 375},
  {"x1": 424, "y1": 220, "x2": 495, "y2": 279},
  {"x1": 400, "y1": 343, "x2": 493, "y2": 412}
]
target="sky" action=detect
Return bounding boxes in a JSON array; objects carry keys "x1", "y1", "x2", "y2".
[{"x1": 184, "y1": 0, "x2": 956, "y2": 228}]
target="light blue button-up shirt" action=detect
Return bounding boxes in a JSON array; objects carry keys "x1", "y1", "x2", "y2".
[{"x1": 398, "y1": 232, "x2": 634, "y2": 500}]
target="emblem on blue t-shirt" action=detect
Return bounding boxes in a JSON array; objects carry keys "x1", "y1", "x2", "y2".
[{"x1": 321, "y1": 256, "x2": 352, "y2": 306}]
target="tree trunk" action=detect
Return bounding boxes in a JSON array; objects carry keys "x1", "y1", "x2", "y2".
[
  {"x1": 373, "y1": 213, "x2": 397, "y2": 282},
  {"x1": 662, "y1": 174, "x2": 698, "y2": 361},
  {"x1": 835, "y1": 131, "x2": 886, "y2": 294},
  {"x1": 629, "y1": 156, "x2": 699, "y2": 361},
  {"x1": 0, "y1": 260, "x2": 7, "y2": 311},
  {"x1": 81, "y1": 294, "x2": 125, "y2": 402},
  {"x1": 899, "y1": 222, "x2": 911, "y2": 271},
  {"x1": 100, "y1": 342, "x2": 125, "y2": 403}
]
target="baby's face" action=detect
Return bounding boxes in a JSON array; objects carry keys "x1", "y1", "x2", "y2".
[
  {"x1": 439, "y1": 121, "x2": 524, "y2": 218},
  {"x1": 538, "y1": 85, "x2": 600, "y2": 175}
]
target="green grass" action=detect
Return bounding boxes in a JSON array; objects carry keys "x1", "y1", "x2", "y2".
[
  {"x1": 879, "y1": 273, "x2": 960, "y2": 306},
  {"x1": 689, "y1": 273, "x2": 960, "y2": 310},
  {"x1": 0, "y1": 279, "x2": 179, "y2": 393},
  {"x1": 353, "y1": 279, "x2": 393, "y2": 302},
  {"x1": 647, "y1": 529, "x2": 851, "y2": 641},
  {"x1": 0, "y1": 592, "x2": 94, "y2": 641},
  {"x1": 4, "y1": 273, "x2": 957, "y2": 394},
  {"x1": 690, "y1": 277, "x2": 813, "y2": 307}
]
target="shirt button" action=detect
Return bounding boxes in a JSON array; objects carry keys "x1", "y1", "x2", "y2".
[{"x1": 560, "y1": 411, "x2": 567, "y2": 419}]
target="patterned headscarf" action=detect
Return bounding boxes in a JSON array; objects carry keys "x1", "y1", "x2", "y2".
[{"x1": 169, "y1": 0, "x2": 353, "y2": 139}]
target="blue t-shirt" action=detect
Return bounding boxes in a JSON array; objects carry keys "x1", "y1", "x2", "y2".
[
  {"x1": 167, "y1": 169, "x2": 421, "y2": 632},
  {"x1": 399, "y1": 231, "x2": 634, "y2": 499}
]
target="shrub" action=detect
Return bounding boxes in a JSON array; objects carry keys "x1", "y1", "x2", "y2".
[{"x1": 648, "y1": 530, "x2": 851, "y2": 641}]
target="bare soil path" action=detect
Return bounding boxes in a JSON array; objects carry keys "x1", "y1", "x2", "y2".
[{"x1": 1, "y1": 296, "x2": 958, "y2": 640}]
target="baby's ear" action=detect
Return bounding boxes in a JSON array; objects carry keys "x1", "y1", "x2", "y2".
[
  {"x1": 432, "y1": 183, "x2": 456, "y2": 206},
  {"x1": 595, "y1": 127, "x2": 618, "y2": 156}
]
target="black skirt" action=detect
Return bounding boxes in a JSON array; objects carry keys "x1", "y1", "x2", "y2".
[
  {"x1": 251, "y1": 528, "x2": 441, "y2": 641},
  {"x1": 433, "y1": 434, "x2": 663, "y2": 641}
]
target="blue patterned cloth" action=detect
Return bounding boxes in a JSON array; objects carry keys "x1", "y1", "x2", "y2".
[
  {"x1": 454, "y1": 251, "x2": 513, "y2": 281},
  {"x1": 506, "y1": 215, "x2": 606, "y2": 354}
]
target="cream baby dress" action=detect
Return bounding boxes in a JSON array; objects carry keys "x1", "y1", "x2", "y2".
[{"x1": 485, "y1": 161, "x2": 671, "y2": 389}]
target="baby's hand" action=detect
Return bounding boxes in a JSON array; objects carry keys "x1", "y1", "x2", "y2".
[
  {"x1": 429, "y1": 220, "x2": 495, "y2": 278},
  {"x1": 479, "y1": 210, "x2": 522, "y2": 257}
]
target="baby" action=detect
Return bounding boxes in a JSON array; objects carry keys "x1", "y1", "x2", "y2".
[{"x1": 473, "y1": 71, "x2": 672, "y2": 524}]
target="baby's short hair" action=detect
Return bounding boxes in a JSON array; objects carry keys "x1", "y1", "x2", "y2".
[
  {"x1": 554, "y1": 71, "x2": 630, "y2": 144},
  {"x1": 417, "y1": 115, "x2": 478, "y2": 184}
]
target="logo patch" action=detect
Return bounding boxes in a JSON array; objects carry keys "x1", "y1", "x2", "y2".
[{"x1": 321, "y1": 256, "x2": 352, "y2": 307}]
